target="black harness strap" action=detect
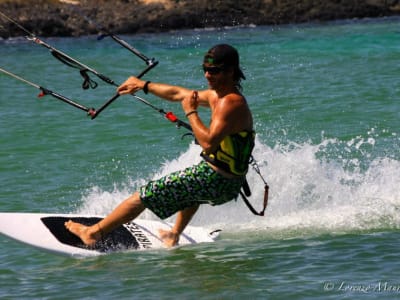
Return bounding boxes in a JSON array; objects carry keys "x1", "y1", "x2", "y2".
[
  {"x1": 238, "y1": 155, "x2": 270, "y2": 216},
  {"x1": 240, "y1": 178, "x2": 269, "y2": 216}
]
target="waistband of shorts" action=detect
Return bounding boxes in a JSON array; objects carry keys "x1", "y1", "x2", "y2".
[{"x1": 204, "y1": 161, "x2": 246, "y2": 180}]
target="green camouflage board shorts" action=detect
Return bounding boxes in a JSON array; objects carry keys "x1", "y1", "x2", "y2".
[{"x1": 139, "y1": 161, "x2": 243, "y2": 219}]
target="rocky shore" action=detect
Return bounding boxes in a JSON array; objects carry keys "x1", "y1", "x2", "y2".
[{"x1": 1, "y1": 0, "x2": 400, "y2": 38}]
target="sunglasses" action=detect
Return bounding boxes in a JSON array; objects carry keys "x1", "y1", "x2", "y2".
[{"x1": 202, "y1": 65, "x2": 224, "y2": 75}]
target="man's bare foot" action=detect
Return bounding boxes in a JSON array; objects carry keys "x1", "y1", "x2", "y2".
[
  {"x1": 158, "y1": 228, "x2": 179, "y2": 248},
  {"x1": 64, "y1": 220, "x2": 101, "y2": 246}
]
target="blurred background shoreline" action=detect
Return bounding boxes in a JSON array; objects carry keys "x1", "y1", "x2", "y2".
[{"x1": 1, "y1": 0, "x2": 400, "y2": 38}]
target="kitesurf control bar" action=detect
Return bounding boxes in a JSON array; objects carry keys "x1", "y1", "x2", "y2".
[
  {"x1": 0, "y1": 11, "x2": 190, "y2": 131},
  {"x1": 0, "y1": 11, "x2": 162, "y2": 119},
  {"x1": 0, "y1": 67, "x2": 96, "y2": 117}
]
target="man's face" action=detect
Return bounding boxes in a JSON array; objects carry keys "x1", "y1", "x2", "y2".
[{"x1": 203, "y1": 64, "x2": 230, "y2": 90}]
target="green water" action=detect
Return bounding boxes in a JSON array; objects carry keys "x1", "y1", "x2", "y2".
[{"x1": 1, "y1": 17, "x2": 399, "y2": 299}]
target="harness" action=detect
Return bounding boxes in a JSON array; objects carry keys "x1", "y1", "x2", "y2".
[
  {"x1": 200, "y1": 131, "x2": 255, "y2": 176},
  {"x1": 201, "y1": 131, "x2": 269, "y2": 216}
]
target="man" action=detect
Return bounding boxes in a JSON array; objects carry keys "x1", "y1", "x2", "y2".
[{"x1": 65, "y1": 44, "x2": 255, "y2": 247}]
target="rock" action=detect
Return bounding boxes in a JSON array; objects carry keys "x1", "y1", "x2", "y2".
[{"x1": 0, "y1": 0, "x2": 399, "y2": 38}]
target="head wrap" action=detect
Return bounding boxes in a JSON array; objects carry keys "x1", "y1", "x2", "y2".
[{"x1": 204, "y1": 44, "x2": 245, "y2": 80}]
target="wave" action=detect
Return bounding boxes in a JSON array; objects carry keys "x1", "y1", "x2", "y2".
[{"x1": 76, "y1": 134, "x2": 400, "y2": 238}]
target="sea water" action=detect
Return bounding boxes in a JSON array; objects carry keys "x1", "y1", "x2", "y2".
[{"x1": 0, "y1": 17, "x2": 399, "y2": 299}]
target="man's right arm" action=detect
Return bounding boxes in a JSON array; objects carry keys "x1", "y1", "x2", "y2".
[
  {"x1": 117, "y1": 76, "x2": 190, "y2": 102},
  {"x1": 117, "y1": 76, "x2": 211, "y2": 107},
  {"x1": 145, "y1": 81, "x2": 191, "y2": 102}
]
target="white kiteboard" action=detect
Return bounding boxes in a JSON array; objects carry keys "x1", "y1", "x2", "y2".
[{"x1": 0, "y1": 212, "x2": 220, "y2": 257}]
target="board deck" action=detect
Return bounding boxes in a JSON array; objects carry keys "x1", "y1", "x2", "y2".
[{"x1": 0, "y1": 213, "x2": 220, "y2": 257}]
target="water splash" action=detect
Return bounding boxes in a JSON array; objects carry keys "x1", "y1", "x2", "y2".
[{"x1": 76, "y1": 133, "x2": 400, "y2": 238}]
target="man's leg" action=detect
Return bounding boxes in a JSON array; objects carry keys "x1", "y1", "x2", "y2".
[
  {"x1": 65, "y1": 191, "x2": 145, "y2": 246},
  {"x1": 159, "y1": 204, "x2": 199, "y2": 247}
]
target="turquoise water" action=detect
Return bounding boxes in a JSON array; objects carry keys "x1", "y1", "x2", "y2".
[{"x1": 1, "y1": 17, "x2": 400, "y2": 299}]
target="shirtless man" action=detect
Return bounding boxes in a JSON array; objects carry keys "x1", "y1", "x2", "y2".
[{"x1": 65, "y1": 44, "x2": 255, "y2": 247}]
